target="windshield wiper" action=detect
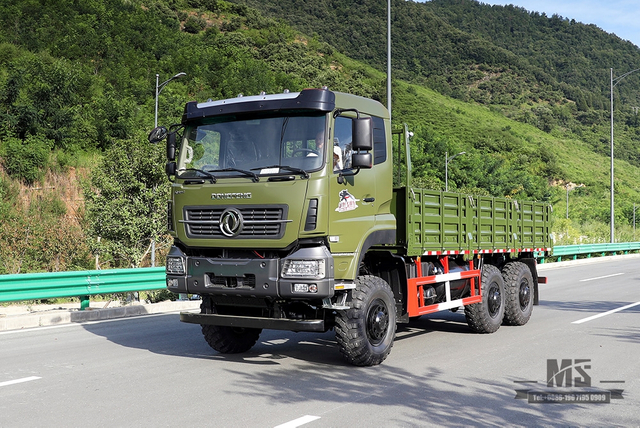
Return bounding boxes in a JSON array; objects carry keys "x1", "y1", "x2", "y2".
[
  {"x1": 181, "y1": 168, "x2": 216, "y2": 183},
  {"x1": 251, "y1": 165, "x2": 309, "y2": 179},
  {"x1": 209, "y1": 168, "x2": 260, "y2": 182}
]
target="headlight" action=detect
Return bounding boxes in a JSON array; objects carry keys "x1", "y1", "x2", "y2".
[
  {"x1": 281, "y1": 259, "x2": 325, "y2": 279},
  {"x1": 166, "y1": 256, "x2": 185, "y2": 275}
]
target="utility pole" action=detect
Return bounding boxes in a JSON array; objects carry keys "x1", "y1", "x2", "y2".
[
  {"x1": 153, "y1": 72, "x2": 186, "y2": 266},
  {"x1": 387, "y1": 0, "x2": 391, "y2": 120}
]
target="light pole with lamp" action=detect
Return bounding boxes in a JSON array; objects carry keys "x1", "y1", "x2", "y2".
[
  {"x1": 155, "y1": 72, "x2": 186, "y2": 128},
  {"x1": 634, "y1": 203, "x2": 637, "y2": 239},
  {"x1": 610, "y1": 67, "x2": 640, "y2": 243},
  {"x1": 387, "y1": 0, "x2": 391, "y2": 120},
  {"x1": 566, "y1": 183, "x2": 584, "y2": 219},
  {"x1": 152, "y1": 72, "x2": 186, "y2": 267},
  {"x1": 445, "y1": 151, "x2": 465, "y2": 192}
]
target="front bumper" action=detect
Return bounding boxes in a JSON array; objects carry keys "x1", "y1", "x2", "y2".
[
  {"x1": 166, "y1": 245, "x2": 335, "y2": 299},
  {"x1": 180, "y1": 311, "x2": 326, "y2": 332}
]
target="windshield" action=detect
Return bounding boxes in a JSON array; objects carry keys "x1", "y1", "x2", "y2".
[{"x1": 177, "y1": 114, "x2": 327, "y2": 179}]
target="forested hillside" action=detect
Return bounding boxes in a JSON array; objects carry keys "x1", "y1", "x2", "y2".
[
  {"x1": 1, "y1": 0, "x2": 639, "y2": 274},
  {"x1": 232, "y1": 0, "x2": 640, "y2": 167}
]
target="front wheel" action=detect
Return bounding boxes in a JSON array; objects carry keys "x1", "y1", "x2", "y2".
[
  {"x1": 199, "y1": 298, "x2": 262, "y2": 354},
  {"x1": 464, "y1": 264, "x2": 505, "y2": 333},
  {"x1": 335, "y1": 275, "x2": 397, "y2": 366}
]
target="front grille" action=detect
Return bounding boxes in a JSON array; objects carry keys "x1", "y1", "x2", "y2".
[{"x1": 181, "y1": 205, "x2": 289, "y2": 239}]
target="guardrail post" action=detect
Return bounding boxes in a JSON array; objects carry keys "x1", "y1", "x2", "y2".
[{"x1": 80, "y1": 296, "x2": 90, "y2": 311}]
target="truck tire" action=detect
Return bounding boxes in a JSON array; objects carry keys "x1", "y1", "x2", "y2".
[
  {"x1": 464, "y1": 264, "x2": 505, "y2": 333},
  {"x1": 501, "y1": 261, "x2": 534, "y2": 326},
  {"x1": 199, "y1": 299, "x2": 262, "y2": 354},
  {"x1": 335, "y1": 275, "x2": 396, "y2": 366}
]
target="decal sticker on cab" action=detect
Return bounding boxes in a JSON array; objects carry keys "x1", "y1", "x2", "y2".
[{"x1": 335, "y1": 190, "x2": 359, "y2": 212}]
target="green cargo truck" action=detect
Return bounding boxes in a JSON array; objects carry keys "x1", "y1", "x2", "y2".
[{"x1": 149, "y1": 88, "x2": 551, "y2": 366}]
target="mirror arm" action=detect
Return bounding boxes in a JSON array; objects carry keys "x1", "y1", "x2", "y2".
[{"x1": 337, "y1": 167, "x2": 361, "y2": 184}]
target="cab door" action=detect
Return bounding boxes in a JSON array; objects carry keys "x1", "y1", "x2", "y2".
[{"x1": 328, "y1": 115, "x2": 378, "y2": 278}]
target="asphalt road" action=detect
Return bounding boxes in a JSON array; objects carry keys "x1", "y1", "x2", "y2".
[{"x1": 1, "y1": 258, "x2": 638, "y2": 427}]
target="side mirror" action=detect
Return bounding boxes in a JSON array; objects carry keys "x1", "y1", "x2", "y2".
[
  {"x1": 149, "y1": 126, "x2": 168, "y2": 144},
  {"x1": 351, "y1": 152, "x2": 372, "y2": 169},
  {"x1": 167, "y1": 132, "x2": 176, "y2": 161},
  {"x1": 166, "y1": 162, "x2": 176, "y2": 176},
  {"x1": 352, "y1": 117, "x2": 373, "y2": 151}
]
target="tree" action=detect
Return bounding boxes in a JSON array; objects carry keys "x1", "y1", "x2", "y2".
[{"x1": 83, "y1": 137, "x2": 169, "y2": 268}]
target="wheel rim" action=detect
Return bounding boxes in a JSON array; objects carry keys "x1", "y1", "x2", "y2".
[
  {"x1": 487, "y1": 282, "x2": 502, "y2": 318},
  {"x1": 366, "y1": 298, "x2": 389, "y2": 346},
  {"x1": 519, "y1": 280, "x2": 531, "y2": 310}
]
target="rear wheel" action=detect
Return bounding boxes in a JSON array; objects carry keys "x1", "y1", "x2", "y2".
[
  {"x1": 501, "y1": 262, "x2": 534, "y2": 326},
  {"x1": 335, "y1": 275, "x2": 397, "y2": 366},
  {"x1": 199, "y1": 298, "x2": 262, "y2": 354},
  {"x1": 464, "y1": 265, "x2": 505, "y2": 333}
]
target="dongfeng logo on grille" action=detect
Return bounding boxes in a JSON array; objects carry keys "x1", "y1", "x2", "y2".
[
  {"x1": 211, "y1": 192, "x2": 251, "y2": 200},
  {"x1": 219, "y1": 208, "x2": 243, "y2": 237}
]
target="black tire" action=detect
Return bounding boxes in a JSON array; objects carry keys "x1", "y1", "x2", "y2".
[
  {"x1": 464, "y1": 264, "x2": 505, "y2": 333},
  {"x1": 335, "y1": 275, "x2": 397, "y2": 366},
  {"x1": 501, "y1": 261, "x2": 534, "y2": 326},
  {"x1": 199, "y1": 299, "x2": 262, "y2": 354}
]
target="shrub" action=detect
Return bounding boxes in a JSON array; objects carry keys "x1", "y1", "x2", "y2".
[
  {"x1": 183, "y1": 15, "x2": 206, "y2": 34},
  {"x1": 1, "y1": 135, "x2": 52, "y2": 185}
]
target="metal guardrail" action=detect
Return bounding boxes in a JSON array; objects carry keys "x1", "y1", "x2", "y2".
[
  {"x1": 2, "y1": 242, "x2": 640, "y2": 307},
  {"x1": 0, "y1": 267, "x2": 165, "y2": 309},
  {"x1": 541, "y1": 242, "x2": 640, "y2": 263}
]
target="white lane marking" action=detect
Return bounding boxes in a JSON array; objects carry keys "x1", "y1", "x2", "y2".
[
  {"x1": 274, "y1": 415, "x2": 321, "y2": 428},
  {"x1": 0, "y1": 376, "x2": 41, "y2": 387},
  {"x1": 579, "y1": 273, "x2": 625, "y2": 282},
  {"x1": 572, "y1": 301, "x2": 640, "y2": 324}
]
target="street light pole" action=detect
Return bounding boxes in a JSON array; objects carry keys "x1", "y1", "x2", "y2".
[
  {"x1": 155, "y1": 72, "x2": 186, "y2": 128},
  {"x1": 152, "y1": 72, "x2": 186, "y2": 267},
  {"x1": 566, "y1": 185, "x2": 570, "y2": 219},
  {"x1": 445, "y1": 151, "x2": 465, "y2": 192},
  {"x1": 387, "y1": 0, "x2": 391, "y2": 120},
  {"x1": 610, "y1": 68, "x2": 614, "y2": 243},
  {"x1": 610, "y1": 67, "x2": 640, "y2": 243}
]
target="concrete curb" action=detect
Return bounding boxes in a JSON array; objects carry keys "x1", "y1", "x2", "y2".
[{"x1": 0, "y1": 300, "x2": 201, "y2": 332}]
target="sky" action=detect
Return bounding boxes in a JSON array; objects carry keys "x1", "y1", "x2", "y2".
[{"x1": 417, "y1": 0, "x2": 640, "y2": 48}]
